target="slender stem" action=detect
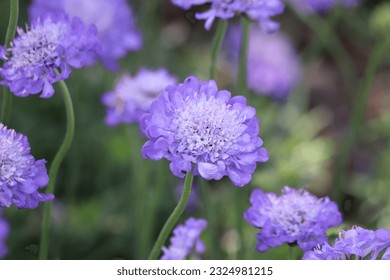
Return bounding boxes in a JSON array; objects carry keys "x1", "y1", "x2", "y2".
[
  {"x1": 148, "y1": 172, "x2": 193, "y2": 260},
  {"x1": 39, "y1": 79, "x2": 75, "y2": 260},
  {"x1": 237, "y1": 16, "x2": 250, "y2": 94},
  {"x1": 288, "y1": 245, "x2": 296, "y2": 260},
  {"x1": 209, "y1": 20, "x2": 228, "y2": 80},
  {"x1": 332, "y1": 36, "x2": 390, "y2": 204},
  {"x1": 0, "y1": 0, "x2": 19, "y2": 124}
]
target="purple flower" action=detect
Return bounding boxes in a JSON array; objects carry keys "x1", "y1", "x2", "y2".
[
  {"x1": 29, "y1": 0, "x2": 142, "y2": 70},
  {"x1": 0, "y1": 14, "x2": 100, "y2": 98},
  {"x1": 303, "y1": 226, "x2": 390, "y2": 260},
  {"x1": 102, "y1": 68, "x2": 177, "y2": 126},
  {"x1": 172, "y1": 0, "x2": 285, "y2": 33},
  {"x1": 161, "y1": 217, "x2": 207, "y2": 260},
  {"x1": 0, "y1": 124, "x2": 53, "y2": 209},
  {"x1": 244, "y1": 187, "x2": 342, "y2": 252},
  {"x1": 288, "y1": 0, "x2": 361, "y2": 14},
  {"x1": 0, "y1": 215, "x2": 9, "y2": 259},
  {"x1": 226, "y1": 24, "x2": 301, "y2": 100},
  {"x1": 141, "y1": 76, "x2": 268, "y2": 187}
]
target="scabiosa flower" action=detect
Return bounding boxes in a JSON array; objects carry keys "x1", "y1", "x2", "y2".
[
  {"x1": 303, "y1": 226, "x2": 390, "y2": 260},
  {"x1": 141, "y1": 76, "x2": 268, "y2": 187},
  {"x1": 244, "y1": 187, "x2": 342, "y2": 252},
  {"x1": 161, "y1": 217, "x2": 207, "y2": 260},
  {"x1": 0, "y1": 14, "x2": 100, "y2": 98},
  {"x1": 102, "y1": 68, "x2": 177, "y2": 126},
  {"x1": 288, "y1": 0, "x2": 362, "y2": 14},
  {"x1": 0, "y1": 216, "x2": 9, "y2": 259},
  {"x1": 0, "y1": 124, "x2": 53, "y2": 209},
  {"x1": 172, "y1": 0, "x2": 285, "y2": 33},
  {"x1": 29, "y1": 0, "x2": 142, "y2": 70},
  {"x1": 226, "y1": 24, "x2": 301, "y2": 100}
]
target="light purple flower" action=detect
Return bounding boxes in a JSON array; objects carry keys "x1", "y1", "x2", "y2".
[
  {"x1": 0, "y1": 124, "x2": 53, "y2": 209},
  {"x1": 0, "y1": 215, "x2": 9, "y2": 259},
  {"x1": 244, "y1": 187, "x2": 342, "y2": 252},
  {"x1": 29, "y1": 0, "x2": 142, "y2": 70},
  {"x1": 102, "y1": 68, "x2": 177, "y2": 126},
  {"x1": 0, "y1": 14, "x2": 100, "y2": 98},
  {"x1": 288, "y1": 0, "x2": 362, "y2": 14},
  {"x1": 161, "y1": 217, "x2": 207, "y2": 260},
  {"x1": 141, "y1": 76, "x2": 268, "y2": 187},
  {"x1": 172, "y1": 0, "x2": 285, "y2": 33},
  {"x1": 303, "y1": 226, "x2": 390, "y2": 260},
  {"x1": 226, "y1": 24, "x2": 301, "y2": 100}
]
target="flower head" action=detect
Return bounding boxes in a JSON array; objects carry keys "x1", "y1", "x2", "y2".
[
  {"x1": 226, "y1": 24, "x2": 301, "y2": 100},
  {"x1": 244, "y1": 187, "x2": 342, "y2": 252},
  {"x1": 172, "y1": 0, "x2": 284, "y2": 33},
  {"x1": 29, "y1": 0, "x2": 142, "y2": 70},
  {"x1": 0, "y1": 14, "x2": 100, "y2": 98},
  {"x1": 0, "y1": 216, "x2": 9, "y2": 259},
  {"x1": 141, "y1": 76, "x2": 268, "y2": 187},
  {"x1": 161, "y1": 217, "x2": 207, "y2": 260},
  {"x1": 102, "y1": 68, "x2": 177, "y2": 126},
  {"x1": 0, "y1": 124, "x2": 53, "y2": 209},
  {"x1": 303, "y1": 226, "x2": 390, "y2": 260},
  {"x1": 288, "y1": 0, "x2": 361, "y2": 14}
]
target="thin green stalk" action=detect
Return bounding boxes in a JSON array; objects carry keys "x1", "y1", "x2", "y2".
[
  {"x1": 39, "y1": 79, "x2": 75, "y2": 260},
  {"x1": 1, "y1": 0, "x2": 19, "y2": 124},
  {"x1": 148, "y1": 172, "x2": 193, "y2": 260},
  {"x1": 332, "y1": 36, "x2": 390, "y2": 204},
  {"x1": 209, "y1": 20, "x2": 228, "y2": 80},
  {"x1": 288, "y1": 245, "x2": 296, "y2": 260},
  {"x1": 237, "y1": 16, "x2": 250, "y2": 94}
]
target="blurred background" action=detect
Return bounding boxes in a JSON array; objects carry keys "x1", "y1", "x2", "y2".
[{"x1": 1, "y1": 0, "x2": 390, "y2": 259}]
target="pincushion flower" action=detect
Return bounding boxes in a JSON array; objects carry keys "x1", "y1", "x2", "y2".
[
  {"x1": 29, "y1": 0, "x2": 142, "y2": 70},
  {"x1": 0, "y1": 14, "x2": 100, "y2": 98},
  {"x1": 303, "y1": 226, "x2": 390, "y2": 260},
  {"x1": 171, "y1": 0, "x2": 285, "y2": 33},
  {"x1": 0, "y1": 216, "x2": 9, "y2": 259},
  {"x1": 102, "y1": 68, "x2": 177, "y2": 126},
  {"x1": 288, "y1": 0, "x2": 361, "y2": 14},
  {"x1": 141, "y1": 76, "x2": 268, "y2": 187},
  {"x1": 244, "y1": 187, "x2": 342, "y2": 252},
  {"x1": 0, "y1": 124, "x2": 53, "y2": 209},
  {"x1": 161, "y1": 217, "x2": 207, "y2": 260}
]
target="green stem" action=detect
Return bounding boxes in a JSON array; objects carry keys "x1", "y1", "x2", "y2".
[
  {"x1": 288, "y1": 245, "x2": 296, "y2": 260},
  {"x1": 209, "y1": 20, "x2": 228, "y2": 80},
  {"x1": 332, "y1": 36, "x2": 390, "y2": 204},
  {"x1": 0, "y1": 0, "x2": 19, "y2": 124},
  {"x1": 148, "y1": 172, "x2": 193, "y2": 260},
  {"x1": 39, "y1": 79, "x2": 75, "y2": 260},
  {"x1": 237, "y1": 16, "x2": 250, "y2": 94}
]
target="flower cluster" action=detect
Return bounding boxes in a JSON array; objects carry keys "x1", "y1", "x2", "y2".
[
  {"x1": 244, "y1": 187, "x2": 342, "y2": 252},
  {"x1": 0, "y1": 14, "x2": 100, "y2": 98},
  {"x1": 226, "y1": 25, "x2": 301, "y2": 100},
  {"x1": 0, "y1": 124, "x2": 53, "y2": 209},
  {"x1": 303, "y1": 226, "x2": 390, "y2": 260},
  {"x1": 172, "y1": 0, "x2": 285, "y2": 33},
  {"x1": 0, "y1": 215, "x2": 9, "y2": 259},
  {"x1": 289, "y1": 0, "x2": 361, "y2": 14},
  {"x1": 29, "y1": 0, "x2": 142, "y2": 70},
  {"x1": 102, "y1": 68, "x2": 177, "y2": 126},
  {"x1": 141, "y1": 76, "x2": 268, "y2": 187},
  {"x1": 161, "y1": 217, "x2": 207, "y2": 260}
]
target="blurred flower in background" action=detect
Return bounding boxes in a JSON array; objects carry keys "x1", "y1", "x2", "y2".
[
  {"x1": 0, "y1": 215, "x2": 9, "y2": 259},
  {"x1": 0, "y1": 14, "x2": 100, "y2": 98},
  {"x1": 303, "y1": 226, "x2": 390, "y2": 260},
  {"x1": 288, "y1": 0, "x2": 362, "y2": 14},
  {"x1": 0, "y1": 124, "x2": 53, "y2": 209},
  {"x1": 226, "y1": 24, "x2": 302, "y2": 100},
  {"x1": 161, "y1": 217, "x2": 207, "y2": 260},
  {"x1": 244, "y1": 187, "x2": 342, "y2": 252},
  {"x1": 102, "y1": 68, "x2": 177, "y2": 127},
  {"x1": 29, "y1": 0, "x2": 142, "y2": 70}
]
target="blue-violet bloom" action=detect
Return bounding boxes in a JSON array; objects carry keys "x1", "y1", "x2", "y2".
[
  {"x1": 102, "y1": 68, "x2": 177, "y2": 126},
  {"x1": 0, "y1": 124, "x2": 53, "y2": 209},
  {"x1": 171, "y1": 0, "x2": 285, "y2": 33},
  {"x1": 141, "y1": 76, "x2": 269, "y2": 187},
  {"x1": 244, "y1": 187, "x2": 342, "y2": 252},
  {"x1": 161, "y1": 217, "x2": 207, "y2": 260},
  {"x1": 288, "y1": 0, "x2": 362, "y2": 14},
  {"x1": 29, "y1": 0, "x2": 142, "y2": 70},
  {"x1": 0, "y1": 14, "x2": 100, "y2": 98},
  {"x1": 0, "y1": 215, "x2": 9, "y2": 259},
  {"x1": 303, "y1": 226, "x2": 390, "y2": 260}
]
